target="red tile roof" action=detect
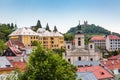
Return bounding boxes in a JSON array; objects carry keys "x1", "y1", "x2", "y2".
[
  {"x1": 77, "y1": 66, "x2": 114, "y2": 79},
  {"x1": 12, "y1": 62, "x2": 26, "y2": 71},
  {"x1": 108, "y1": 35, "x2": 120, "y2": 40},
  {"x1": 9, "y1": 47, "x2": 22, "y2": 56},
  {"x1": 0, "y1": 67, "x2": 14, "y2": 71},
  {"x1": 108, "y1": 54, "x2": 120, "y2": 60},
  {"x1": 101, "y1": 60, "x2": 120, "y2": 70},
  {"x1": 91, "y1": 36, "x2": 105, "y2": 41}
]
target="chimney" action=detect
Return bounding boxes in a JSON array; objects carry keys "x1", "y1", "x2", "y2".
[
  {"x1": 111, "y1": 60, "x2": 114, "y2": 64},
  {"x1": 104, "y1": 61, "x2": 106, "y2": 64}
]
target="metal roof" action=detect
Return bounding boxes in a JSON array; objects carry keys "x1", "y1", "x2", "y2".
[
  {"x1": 9, "y1": 27, "x2": 39, "y2": 36},
  {"x1": 0, "y1": 57, "x2": 13, "y2": 68},
  {"x1": 73, "y1": 61, "x2": 101, "y2": 66},
  {"x1": 76, "y1": 72, "x2": 97, "y2": 80}
]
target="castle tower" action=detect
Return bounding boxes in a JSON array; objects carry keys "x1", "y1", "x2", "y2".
[{"x1": 75, "y1": 21, "x2": 85, "y2": 49}]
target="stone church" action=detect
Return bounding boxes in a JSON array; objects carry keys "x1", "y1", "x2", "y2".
[{"x1": 64, "y1": 22, "x2": 101, "y2": 64}]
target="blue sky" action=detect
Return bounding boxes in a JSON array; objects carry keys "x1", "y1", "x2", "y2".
[{"x1": 0, "y1": 0, "x2": 120, "y2": 33}]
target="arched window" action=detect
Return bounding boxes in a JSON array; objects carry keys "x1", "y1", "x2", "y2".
[
  {"x1": 78, "y1": 38, "x2": 81, "y2": 46},
  {"x1": 90, "y1": 58, "x2": 93, "y2": 61},
  {"x1": 78, "y1": 41, "x2": 81, "y2": 46},
  {"x1": 68, "y1": 45, "x2": 70, "y2": 49},
  {"x1": 68, "y1": 58, "x2": 71, "y2": 62},
  {"x1": 90, "y1": 45, "x2": 92, "y2": 48},
  {"x1": 78, "y1": 57, "x2": 81, "y2": 61}
]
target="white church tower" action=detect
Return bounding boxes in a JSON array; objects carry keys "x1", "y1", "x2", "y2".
[{"x1": 75, "y1": 21, "x2": 85, "y2": 49}]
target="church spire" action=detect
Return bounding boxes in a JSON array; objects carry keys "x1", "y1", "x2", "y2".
[{"x1": 76, "y1": 20, "x2": 83, "y2": 34}]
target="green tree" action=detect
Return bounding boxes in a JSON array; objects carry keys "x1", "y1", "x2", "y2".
[
  {"x1": 0, "y1": 32, "x2": 6, "y2": 41},
  {"x1": 25, "y1": 43, "x2": 76, "y2": 80},
  {"x1": 0, "y1": 23, "x2": 14, "y2": 41},
  {"x1": 11, "y1": 23, "x2": 14, "y2": 29},
  {"x1": 13, "y1": 24, "x2": 18, "y2": 31},
  {"x1": 7, "y1": 23, "x2": 11, "y2": 28},
  {"x1": 31, "y1": 41, "x2": 38, "y2": 46},
  {"x1": 0, "y1": 40, "x2": 7, "y2": 55},
  {"x1": 64, "y1": 33, "x2": 74, "y2": 41},
  {"x1": 36, "y1": 20, "x2": 42, "y2": 28},
  {"x1": 46, "y1": 23, "x2": 51, "y2": 31},
  {"x1": 53, "y1": 25, "x2": 58, "y2": 32}
]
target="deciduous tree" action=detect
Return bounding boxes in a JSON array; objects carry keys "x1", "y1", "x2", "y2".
[{"x1": 25, "y1": 43, "x2": 76, "y2": 80}]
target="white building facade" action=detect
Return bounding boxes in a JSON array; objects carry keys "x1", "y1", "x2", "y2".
[{"x1": 106, "y1": 35, "x2": 120, "y2": 51}]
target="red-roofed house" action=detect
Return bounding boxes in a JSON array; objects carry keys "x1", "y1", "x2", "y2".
[
  {"x1": 77, "y1": 66, "x2": 114, "y2": 80},
  {"x1": 90, "y1": 36, "x2": 106, "y2": 51},
  {"x1": 106, "y1": 35, "x2": 120, "y2": 51},
  {"x1": 2, "y1": 40, "x2": 25, "y2": 56},
  {"x1": 102, "y1": 59, "x2": 120, "y2": 75}
]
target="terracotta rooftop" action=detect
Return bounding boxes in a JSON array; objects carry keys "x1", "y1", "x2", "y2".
[
  {"x1": 91, "y1": 36, "x2": 105, "y2": 41},
  {"x1": 12, "y1": 62, "x2": 26, "y2": 71},
  {"x1": 9, "y1": 46, "x2": 22, "y2": 56},
  {"x1": 101, "y1": 60, "x2": 120, "y2": 70},
  {"x1": 108, "y1": 54, "x2": 120, "y2": 60},
  {"x1": 108, "y1": 35, "x2": 120, "y2": 40},
  {"x1": 0, "y1": 67, "x2": 14, "y2": 71},
  {"x1": 77, "y1": 66, "x2": 114, "y2": 79}
]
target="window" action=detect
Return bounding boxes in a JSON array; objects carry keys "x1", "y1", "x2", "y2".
[
  {"x1": 51, "y1": 37, "x2": 54, "y2": 40},
  {"x1": 78, "y1": 38, "x2": 80, "y2": 40},
  {"x1": 68, "y1": 45, "x2": 70, "y2": 49},
  {"x1": 78, "y1": 57, "x2": 81, "y2": 61},
  {"x1": 90, "y1": 45, "x2": 92, "y2": 48},
  {"x1": 68, "y1": 58, "x2": 71, "y2": 62},
  {"x1": 90, "y1": 58, "x2": 93, "y2": 61},
  {"x1": 51, "y1": 41, "x2": 54, "y2": 44},
  {"x1": 78, "y1": 41, "x2": 81, "y2": 46},
  {"x1": 78, "y1": 37, "x2": 81, "y2": 46},
  {"x1": 118, "y1": 69, "x2": 120, "y2": 73}
]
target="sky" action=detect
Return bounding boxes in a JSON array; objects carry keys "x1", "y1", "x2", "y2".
[{"x1": 0, "y1": 0, "x2": 120, "y2": 33}]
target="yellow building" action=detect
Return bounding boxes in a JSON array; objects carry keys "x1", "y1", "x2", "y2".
[
  {"x1": 37, "y1": 28, "x2": 65, "y2": 49},
  {"x1": 9, "y1": 27, "x2": 65, "y2": 49},
  {"x1": 9, "y1": 28, "x2": 39, "y2": 47}
]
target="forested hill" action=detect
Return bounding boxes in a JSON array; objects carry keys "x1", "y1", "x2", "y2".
[{"x1": 67, "y1": 24, "x2": 120, "y2": 36}]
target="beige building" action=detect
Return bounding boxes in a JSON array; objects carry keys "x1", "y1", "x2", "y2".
[
  {"x1": 64, "y1": 23, "x2": 101, "y2": 64},
  {"x1": 9, "y1": 27, "x2": 65, "y2": 49},
  {"x1": 37, "y1": 28, "x2": 65, "y2": 49}
]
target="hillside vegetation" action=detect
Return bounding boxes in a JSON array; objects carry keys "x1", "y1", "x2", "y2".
[
  {"x1": 65, "y1": 24, "x2": 120, "y2": 40},
  {"x1": 0, "y1": 23, "x2": 17, "y2": 41}
]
